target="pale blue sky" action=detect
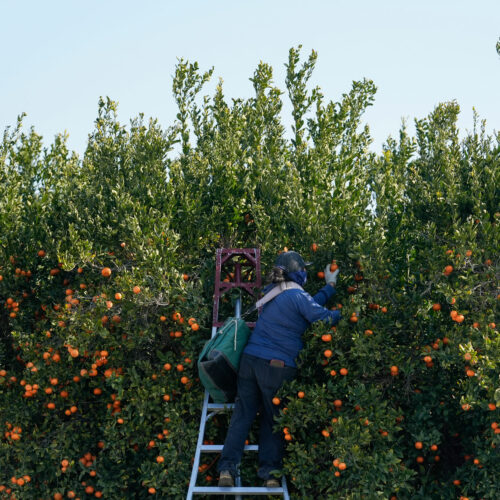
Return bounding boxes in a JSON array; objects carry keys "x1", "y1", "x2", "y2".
[{"x1": 1, "y1": 1, "x2": 499, "y2": 155}]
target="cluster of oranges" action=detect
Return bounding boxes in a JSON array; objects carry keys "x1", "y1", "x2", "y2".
[
  {"x1": 4, "y1": 423, "x2": 22, "y2": 442},
  {"x1": 332, "y1": 458, "x2": 347, "y2": 476}
]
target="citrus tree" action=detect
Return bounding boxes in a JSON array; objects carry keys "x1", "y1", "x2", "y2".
[{"x1": 0, "y1": 47, "x2": 498, "y2": 499}]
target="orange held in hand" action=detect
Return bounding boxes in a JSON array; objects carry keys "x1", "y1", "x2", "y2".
[{"x1": 330, "y1": 260, "x2": 338, "y2": 272}]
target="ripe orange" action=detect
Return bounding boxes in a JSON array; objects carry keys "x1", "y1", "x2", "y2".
[
  {"x1": 133, "y1": 285, "x2": 141, "y2": 294},
  {"x1": 297, "y1": 391, "x2": 305, "y2": 399},
  {"x1": 156, "y1": 455, "x2": 165, "y2": 463},
  {"x1": 321, "y1": 333, "x2": 332, "y2": 342},
  {"x1": 338, "y1": 462, "x2": 347, "y2": 470},
  {"x1": 330, "y1": 260, "x2": 338, "y2": 272},
  {"x1": 311, "y1": 243, "x2": 318, "y2": 252},
  {"x1": 101, "y1": 267, "x2": 112, "y2": 277},
  {"x1": 317, "y1": 271, "x2": 325, "y2": 279},
  {"x1": 333, "y1": 399, "x2": 342, "y2": 408},
  {"x1": 191, "y1": 323, "x2": 200, "y2": 331},
  {"x1": 272, "y1": 397, "x2": 281, "y2": 405},
  {"x1": 339, "y1": 368, "x2": 348, "y2": 376},
  {"x1": 390, "y1": 365, "x2": 399, "y2": 376},
  {"x1": 432, "y1": 303, "x2": 441, "y2": 311},
  {"x1": 415, "y1": 441, "x2": 423, "y2": 449},
  {"x1": 324, "y1": 349, "x2": 332, "y2": 358}
]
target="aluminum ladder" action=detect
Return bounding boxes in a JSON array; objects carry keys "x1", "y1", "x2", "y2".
[{"x1": 186, "y1": 248, "x2": 290, "y2": 499}]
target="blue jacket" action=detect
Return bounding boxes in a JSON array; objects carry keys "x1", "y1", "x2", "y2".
[{"x1": 243, "y1": 284, "x2": 341, "y2": 367}]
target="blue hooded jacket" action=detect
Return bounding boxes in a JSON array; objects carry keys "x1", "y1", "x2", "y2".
[{"x1": 243, "y1": 284, "x2": 341, "y2": 367}]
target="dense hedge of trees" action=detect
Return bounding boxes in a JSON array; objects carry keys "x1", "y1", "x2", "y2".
[{"x1": 0, "y1": 47, "x2": 498, "y2": 499}]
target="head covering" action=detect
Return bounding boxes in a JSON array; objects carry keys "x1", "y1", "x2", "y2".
[{"x1": 274, "y1": 251, "x2": 312, "y2": 274}]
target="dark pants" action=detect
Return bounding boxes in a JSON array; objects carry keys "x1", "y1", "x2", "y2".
[{"x1": 217, "y1": 353, "x2": 297, "y2": 480}]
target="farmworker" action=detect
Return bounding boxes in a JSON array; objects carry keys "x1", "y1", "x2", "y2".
[{"x1": 218, "y1": 250, "x2": 341, "y2": 488}]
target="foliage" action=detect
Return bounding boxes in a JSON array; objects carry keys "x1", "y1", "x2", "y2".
[{"x1": 0, "y1": 47, "x2": 498, "y2": 499}]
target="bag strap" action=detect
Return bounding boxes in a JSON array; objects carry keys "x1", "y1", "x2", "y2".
[
  {"x1": 255, "y1": 281, "x2": 303, "y2": 309},
  {"x1": 240, "y1": 281, "x2": 303, "y2": 319}
]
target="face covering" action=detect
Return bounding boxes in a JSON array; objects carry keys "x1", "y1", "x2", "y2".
[{"x1": 287, "y1": 270, "x2": 307, "y2": 286}]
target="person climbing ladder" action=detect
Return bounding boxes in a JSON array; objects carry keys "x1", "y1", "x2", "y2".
[{"x1": 218, "y1": 250, "x2": 342, "y2": 487}]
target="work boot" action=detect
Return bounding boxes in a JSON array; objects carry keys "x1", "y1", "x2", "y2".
[
  {"x1": 263, "y1": 478, "x2": 280, "y2": 488},
  {"x1": 218, "y1": 470, "x2": 234, "y2": 487}
]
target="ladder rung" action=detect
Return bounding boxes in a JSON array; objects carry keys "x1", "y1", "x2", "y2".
[
  {"x1": 191, "y1": 486, "x2": 284, "y2": 495},
  {"x1": 200, "y1": 444, "x2": 258, "y2": 452},
  {"x1": 207, "y1": 403, "x2": 235, "y2": 410}
]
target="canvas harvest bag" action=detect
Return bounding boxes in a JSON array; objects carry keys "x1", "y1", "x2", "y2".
[{"x1": 197, "y1": 281, "x2": 303, "y2": 403}]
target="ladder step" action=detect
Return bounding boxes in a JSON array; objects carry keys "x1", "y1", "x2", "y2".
[
  {"x1": 200, "y1": 444, "x2": 258, "y2": 452},
  {"x1": 192, "y1": 486, "x2": 284, "y2": 495},
  {"x1": 207, "y1": 403, "x2": 235, "y2": 410}
]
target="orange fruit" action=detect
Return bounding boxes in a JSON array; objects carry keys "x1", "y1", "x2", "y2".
[
  {"x1": 432, "y1": 303, "x2": 441, "y2": 311},
  {"x1": 339, "y1": 368, "x2": 348, "y2": 376},
  {"x1": 324, "y1": 349, "x2": 332, "y2": 358},
  {"x1": 272, "y1": 397, "x2": 281, "y2": 405},
  {"x1": 133, "y1": 286, "x2": 141, "y2": 294},
  {"x1": 191, "y1": 323, "x2": 200, "y2": 331},
  {"x1": 101, "y1": 267, "x2": 112, "y2": 277},
  {"x1": 317, "y1": 271, "x2": 325, "y2": 279},
  {"x1": 311, "y1": 243, "x2": 318, "y2": 252},
  {"x1": 156, "y1": 455, "x2": 165, "y2": 463},
  {"x1": 321, "y1": 333, "x2": 332, "y2": 342},
  {"x1": 297, "y1": 391, "x2": 305, "y2": 399},
  {"x1": 415, "y1": 441, "x2": 423, "y2": 449}
]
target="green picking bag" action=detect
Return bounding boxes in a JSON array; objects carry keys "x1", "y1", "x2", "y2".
[{"x1": 198, "y1": 317, "x2": 252, "y2": 403}]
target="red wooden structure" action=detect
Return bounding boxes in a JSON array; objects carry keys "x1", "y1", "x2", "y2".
[{"x1": 212, "y1": 248, "x2": 261, "y2": 328}]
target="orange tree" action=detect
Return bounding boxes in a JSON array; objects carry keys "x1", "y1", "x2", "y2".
[{"x1": 0, "y1": 47, "x2": 498, "y2": 499}]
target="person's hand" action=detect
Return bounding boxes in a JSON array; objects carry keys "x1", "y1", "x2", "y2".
[{"x1": 324, "y1": 263, "x2": 339, "y2": 286}]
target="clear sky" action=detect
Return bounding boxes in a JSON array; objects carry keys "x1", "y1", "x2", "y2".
[{"x1": 1, "y1": 0, "x2": 499, "y2": 155}]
